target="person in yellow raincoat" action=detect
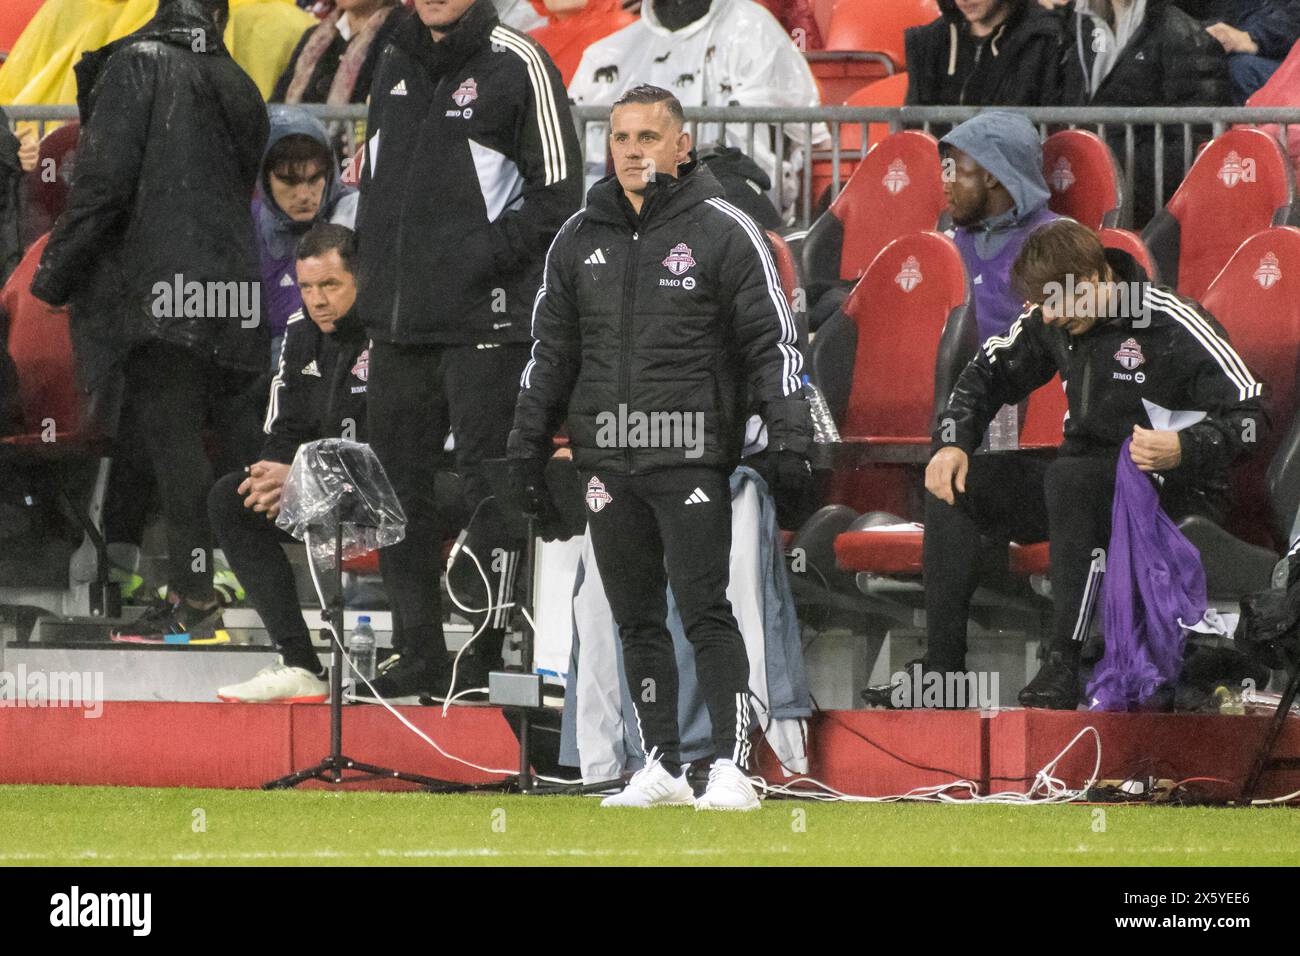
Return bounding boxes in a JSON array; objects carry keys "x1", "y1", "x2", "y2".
[{"x1": 0, "y1": 0, "x2": 313, "y2": 105}]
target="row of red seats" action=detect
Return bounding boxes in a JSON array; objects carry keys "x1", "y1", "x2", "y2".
[
  {"x1": 803, "y1": 126, "x2": 1297, "y2": 310},
  {"x1": 793, "y1": 219, "x2": 1300, "y2": 613}
]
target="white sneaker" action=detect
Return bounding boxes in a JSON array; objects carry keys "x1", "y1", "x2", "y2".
[
  {"x1": 217, "y1": 660, "x2": 328, "y2": 703},
  {"x1": 694, "y1": 759, "x2": 761, "y2": 811},
  {"x1": 600, "y1": 759, "x2": 695, "y2": 808}
]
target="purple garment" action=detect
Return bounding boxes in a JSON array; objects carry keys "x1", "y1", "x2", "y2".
[
  {"x1": 954, "y1": 206, "x2": 1058, "y2": 343},
  {"x1": 253, "y1": 196, "x2": 304, "y2": 341},
  {"x1": 1086, "y1": 438, "x2": 1206, "y2": 711}
]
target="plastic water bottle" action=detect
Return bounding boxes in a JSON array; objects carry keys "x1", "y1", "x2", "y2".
[
  {"x1": 803, "y1": 374, "x2": 841, "y2": 444},
  {"x1": 348, "y1": 616, "x2": 376, "y2": 683}
]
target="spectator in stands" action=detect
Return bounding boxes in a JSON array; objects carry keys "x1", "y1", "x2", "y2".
[
  {"x1": 940, "y1": 112, "x2": 1059, "y2": 342},
  {"x1": 1051, "y1": 0, "x2": 1231, "y2": 226},
  {"x1": 528, "y1": 0, "x2": 638, "y2": 85},
  {"x1": 569, "y1": 0, "x2": 824, "y2": 217},
  {"x1": 210, "y1": 225, "x2": 365, "y2": 704},
  {"x1": 1203, "y1": 0, "x2": 1300, "y2": 101},
  {"x1": 30, "y1": 0, "x2": 269, "y2": 643},
  {"x1": 271, "y1": 0, "x2": 403, "y2": 104},
  {"x1": 921, "y1": 219, "x2": 1263, "y2": 709},
  {"x1": 255, "y1": 106, "x2": 359, "y2": 368},
  {"x1": 619, "y1": 0, "x2": 822, "y2": 45},
  {"x1": 355, "y1": 0, "x2": 582, "y2": 698},
  {"x1": 906, "y1": 0, "x2": 1066, "y2": 106}
]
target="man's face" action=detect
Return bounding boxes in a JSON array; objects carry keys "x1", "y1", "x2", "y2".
[
  {"x1": 269, "y1": 162, "x2": 327, "y2": 223},
  {"x1": 609, "y1": 102, "x2": 691, "y2": 196},
  {"x1": 297, "y1": 250, "x2": 357, "y2": 334},
  {"x1": 943, "y1": 148, "x2": 996, "y2": 228},
  {"x1": 415, "y1": 0, "x2": 477, "y2": 33},
  {"x1": 953, "y1": 0, "x2": 1005, "y2": 27},
  {"x1": 1039, "y1": 272, "x2": 1107, "y2": 337}
]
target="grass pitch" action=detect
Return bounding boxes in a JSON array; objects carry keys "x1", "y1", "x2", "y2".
[{"x1": 1, "y1": 785, "x2": 1299, "y2": 865}]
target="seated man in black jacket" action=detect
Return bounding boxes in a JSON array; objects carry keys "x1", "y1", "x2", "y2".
[
  {"x1": 211, "y1": 224, "x2": 367, "y2": 703},
  {"x1": 921, "y1": 219, "x2": 1263, "y2": 709}
]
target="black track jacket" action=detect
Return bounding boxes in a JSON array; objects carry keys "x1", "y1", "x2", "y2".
[
  {"x1": 936, "y1": 249, "x2": 1266, "y2": 513},
  {"x1": 356, "y1": 2, "x2": 582, "y2": 346}
]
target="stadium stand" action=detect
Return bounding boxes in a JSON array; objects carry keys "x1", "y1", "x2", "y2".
[
  {"x1": 1099, "y1": 226, "x2": 1160, "y2": 284},
  {"x1": 1043, "y1": 129, "x2": 1126, "y2": 230},
  {"x1": 1142, "y1": 127, "x2": 1297, "y2": 301}
]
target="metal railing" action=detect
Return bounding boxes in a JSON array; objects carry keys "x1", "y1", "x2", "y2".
[{"x1": 8, "y1": 103, "x2": 1299, "y2": 229}]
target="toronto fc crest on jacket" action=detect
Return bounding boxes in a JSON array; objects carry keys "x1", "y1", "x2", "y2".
[
  {"x1": 509, "y1": 162, "x2": 811, "y2": 473},
  {"x1": 356, "y1": 2, "x2": 582, "y2": 346}
]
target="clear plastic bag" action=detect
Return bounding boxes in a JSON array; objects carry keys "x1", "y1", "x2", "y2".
[{"x1": 275, "y1": 439, "x2": 406, "y2": 569}]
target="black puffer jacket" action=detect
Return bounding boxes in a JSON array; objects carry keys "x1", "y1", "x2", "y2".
[
  {"x1": 905, "y1": 0, "x2": 1065, "y2": 105},
  {"x1": 30, "y1": 0, "x2": 269, "y2": 391},
  {"x1": 356, "y1": 2, "x2": 582, "y2": 346},
  {"x1": 508, "y1": 162, "x2": 811, "y2": 474},
  {"x1": 1052, "y1": 0, "x2": 1231, "y2": 223}
]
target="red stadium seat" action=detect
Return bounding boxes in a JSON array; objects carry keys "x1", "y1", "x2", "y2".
[
  {"x1": 1200, "y1": 226, "x2": 1300, "y2": 548},
  {"x1": 822, "y1": 0, "x2": 939, "y2": 67},
  {"x1": 810, "y1": 73, "x2": 911, "y2": 202},
  {"x1": 805, "y1": 0, "x2": 938, "y2": 103},
  {"x1": 1017, "y1": 376, "x2": 1068, "y2": 451},
  {"x1": 802, "y1": 130, "x2": 946, "y2": 305},
  {"x1": 1142, "y1": 128, "x2": 1296, "y2": 301},
  {"x1": 0, "y1": 0, "x2": 43, "y2": 56},
  {"x1": 824, "y1": 230, "x2": 972, "y2": 519},
  {"x1": 1043, "y1": 129, "x2": 1124, "y2": 230},
  {"x1": 1099, "y1": 227, "x2": 1159, "y2": 283}
]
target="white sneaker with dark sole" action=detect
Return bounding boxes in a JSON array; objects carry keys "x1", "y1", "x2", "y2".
[
  {"x1": 600, "y1": 760, "x2": 695, "y2": 808},
  {"x1": 217, "y1": 661, "x2": 328, "y2": 703},
  {"x1": 694, "y1": 759, "x2": 761, "y2": 811}
]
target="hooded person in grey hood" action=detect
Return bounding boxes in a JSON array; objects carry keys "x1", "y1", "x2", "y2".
[
  {"x1": 254, "y1": 105, "x2": 358, "y2": 366},
  {"x1": 940, "y1": 111, "x2": 1060, "y2": 342}
]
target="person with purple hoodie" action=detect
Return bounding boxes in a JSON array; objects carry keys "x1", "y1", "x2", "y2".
[
  {"x1": 940, "y1": 111, "x2": 1061, "y2": 345},
  {"x1": 254, "y1": 105, "x2": 359, "y2": 367}
]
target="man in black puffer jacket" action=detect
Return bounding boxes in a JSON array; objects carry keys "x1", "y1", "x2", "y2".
[
  {"x1": 31, "y1": 0, "x2": 269, "y2": 643},
  {"x1": 509, "y1": 86, "x2": 811, "y2": 811},
  {"x1": 906, "y1": 0, "x2": 1065, "y2": 106},
  {"x1": 1051, "y1": 0, "x2": 1231, "y2": 226},
  {"x1": 356, "y1": 0, "x2": 582, "y2": 699}
]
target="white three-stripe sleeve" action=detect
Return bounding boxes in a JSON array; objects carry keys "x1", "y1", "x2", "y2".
[
  {"x1": 705, "y1": 198, "x2": 803, "y2": 397},
  {"x1": 1147, "y1": 288, "x2": 1262, "y2": 402},
  {"x1": 490, "y1": 28, "x2": 567, "y2": 186}
]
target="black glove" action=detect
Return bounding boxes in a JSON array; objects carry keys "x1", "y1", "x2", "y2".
[
  {"x1": 509, "y1": 457, "x2": 564, "y2": 542},
  {"x1": 775, "y1": 449, "x2": 813, "y2": 494}
]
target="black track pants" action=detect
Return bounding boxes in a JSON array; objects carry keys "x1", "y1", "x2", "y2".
[{"x1": 583, "y1": 466, "x2": 752, "y2": 771}]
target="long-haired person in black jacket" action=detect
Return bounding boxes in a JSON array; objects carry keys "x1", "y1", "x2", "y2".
[
  {"x1": 355, "y1": 0, "x2": 582, "y2": 699},
  {"x1": 906, "y1": 0, "x2": 1066, "y2": 106},
  {"x1": 508, "y1": 86, "x2": 812, "y2": 810}
]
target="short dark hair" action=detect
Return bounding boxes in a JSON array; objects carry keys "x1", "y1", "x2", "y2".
[
  {"x1": 296, "y1": 223, "x2": 357, "y2": 274},
  {"x1": 610, "y1": 85, "x2": 686, "y2": 126},
  {"x1": 1011, "y1": 218, "x2": 1108, "y2": 304},
  {"x1": 264, "y1": 133, "x2": 332, "y2": 182}
]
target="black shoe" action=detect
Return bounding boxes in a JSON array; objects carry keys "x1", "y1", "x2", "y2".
[
  {"x1": 111, "y1": 596, "x2": 225, "y2": 643},
  {"x1": 364, "y1": 654, "x2": 452, "y2": 700},
  {"x1": 1018, "y1": 651, "x2": 1081, "y2": 710},
  {"x1": 861, "y1": 658, "x2": 967, "y2": 709}
]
